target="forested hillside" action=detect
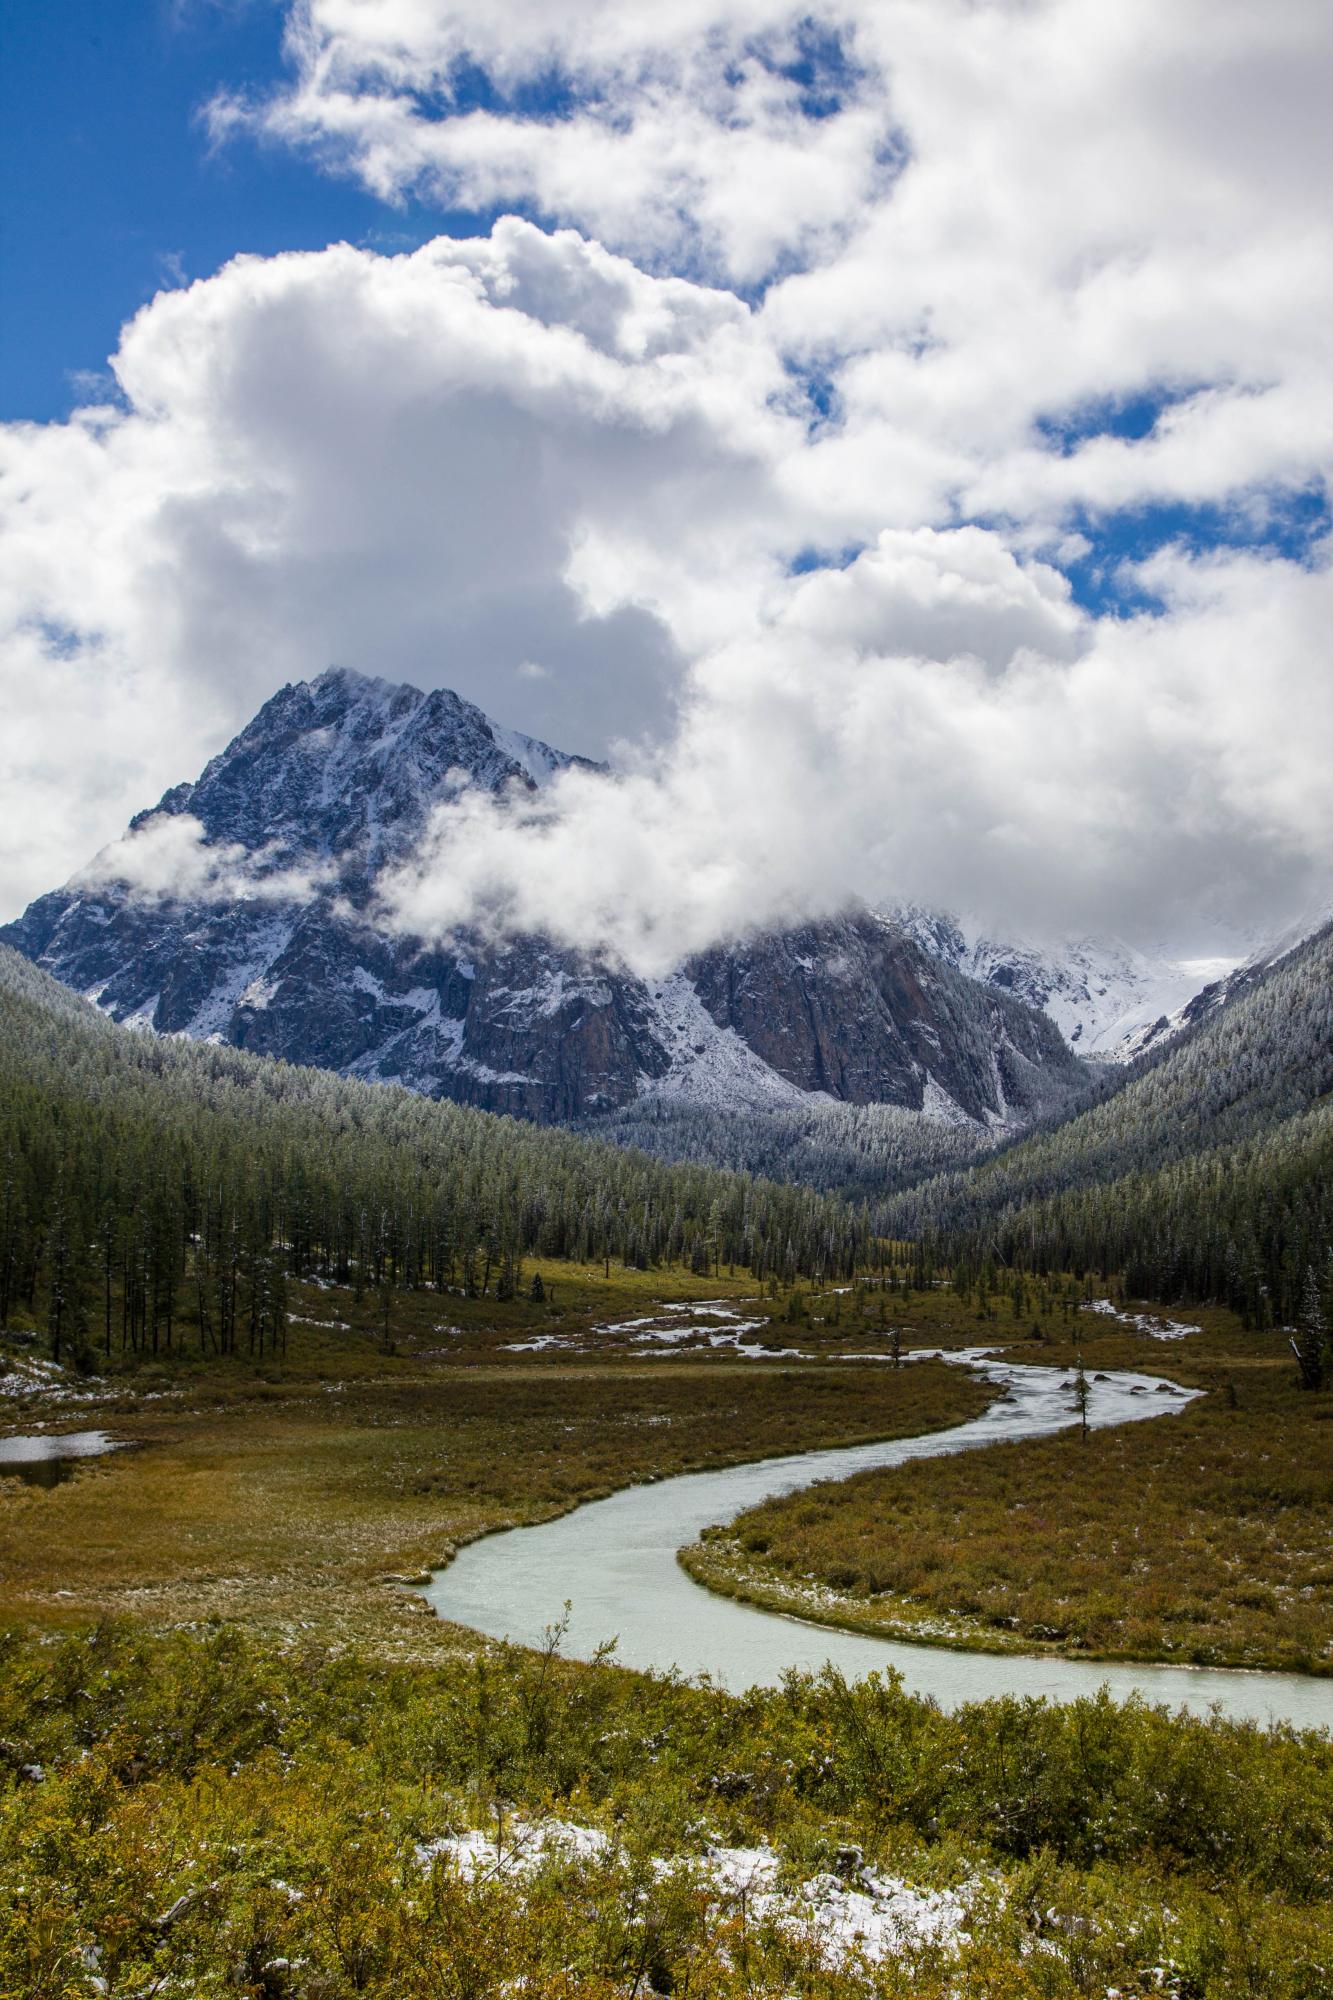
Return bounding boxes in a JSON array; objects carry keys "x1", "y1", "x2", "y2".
[
  {"x1": 887, "y1": 923, "x2": 1333, "y2": 1330},
  {"x1": 0, "y1": 946, "x2": 869, "y2": 1365},
  {"x1": 585, "y1": 1096, "x2": 989, "y2": 1201},
  {"x1": 5, "y1": 907, "x2": 1330, "y2": 1370}
]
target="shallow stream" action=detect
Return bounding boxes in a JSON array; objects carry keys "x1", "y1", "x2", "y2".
[{"x1": 423, "y1": 1353, "x2": 1333, "y2": 1729}]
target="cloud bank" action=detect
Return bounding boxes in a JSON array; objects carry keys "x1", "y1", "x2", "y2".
[
  {"x1": 3, "y1": 0, "x2": 1331, "y2": 962},
  {"x1": 377, "y1": 533, "x2": 1333, "y2": 974}
]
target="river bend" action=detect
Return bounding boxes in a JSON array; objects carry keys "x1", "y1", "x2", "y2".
[{"x1": 423, "y1": 1354, "x2": 1332, "y2": 1730}]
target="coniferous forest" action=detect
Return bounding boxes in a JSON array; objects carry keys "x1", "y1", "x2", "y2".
[
  {"x1": 4, "y1": 920, "x2": 1332, "y2": 1373},
  {"x1": 0, "y1": 946, "x2": 871, "y2": 1367},
  {"x1": 884, "y1": 921, "x2": 1333, "y2": 1345}
]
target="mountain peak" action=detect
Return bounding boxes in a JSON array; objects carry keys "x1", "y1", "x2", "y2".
[
  {"x1": 2, "y1": 676, "x2": 1089, "y2": 1131},
  {"x1": 140, "y1": 667, "x2": 581, "y2": 871}
]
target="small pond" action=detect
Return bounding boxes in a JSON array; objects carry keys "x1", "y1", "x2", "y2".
[{"x1": 0, "y1": 1431, "x2": 124, "y2": 1488}]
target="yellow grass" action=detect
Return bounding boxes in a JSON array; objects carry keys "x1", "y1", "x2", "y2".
[
  {"x1": 0, "y1": 1264, "x2": 989, "y2": 1653},
  {"x1": 682, "y1": 1295, "x2": 1333, "y2": 1673}
]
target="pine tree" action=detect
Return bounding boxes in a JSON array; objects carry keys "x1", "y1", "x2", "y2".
[{"x1": 1292, "y1": 1265, "x2": 1329, "y2": 1390}]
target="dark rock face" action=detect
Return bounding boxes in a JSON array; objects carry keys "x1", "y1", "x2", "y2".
[
  {"x1": 2, "y1": 667, "x2": 1087, "y2": 1128},
  {"x1": 688, "y1": 918, "x2": 1080, "y2": 1124}
]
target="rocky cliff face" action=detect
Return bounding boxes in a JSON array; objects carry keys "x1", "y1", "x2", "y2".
[
  {"x1": 886, "y1": 904, "x2": 1243, "y2": 1061},
  {"x1": 686, "y1": 919, "x2": 1079, "y2": 1122},
  {"x1": 3, "y1": 668, "x2": 1088, "y2": 1129}
]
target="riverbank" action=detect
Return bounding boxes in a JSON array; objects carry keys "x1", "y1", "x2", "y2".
[
  {"x1": 4, "y1": 1620, "x2": 1331, "y2": 1999},
  {"x1": 0, "y1": 1264, "x2": 990, "y2": 1650},
  {"x1": 679, "y1": 1306, "x2": 1333, "y2": 1678}
]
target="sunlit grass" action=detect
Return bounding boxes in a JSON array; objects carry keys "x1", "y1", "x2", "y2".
[{"x1": 0, "y1": 1264, "x2": 989, "y2": 1650}]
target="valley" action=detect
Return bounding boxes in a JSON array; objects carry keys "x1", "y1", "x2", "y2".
[
  {"x1": 4, "y1": 1264, "x2": 1332, "y2": 1997},
  {"x1": 0, "y1": 1265, "x2": 994, "y2": 1648},
  {"x1": 1, "y1": 696, "x2": 1330, "y2": 1996}
]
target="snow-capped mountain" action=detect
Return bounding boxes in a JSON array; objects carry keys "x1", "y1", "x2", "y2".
[
  {"x1": 1137, "y1": 895, "x2": 1333, "y2": 1055},
  {"x1": 887, "y1": 905, "x2": 1243, "y2": 1062},
  {"x1": 3, "y1": 668, "x2": 1087, "y2": 1131}
]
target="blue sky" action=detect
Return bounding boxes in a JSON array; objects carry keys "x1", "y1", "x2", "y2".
[
  {"x1": 6, "y1": 2, "x2": 1323, "y2": 600},
  {"x1": 1, "y1": 0, "x2": 1328, "y2": 949},
  {"x1": 1, "y1": 1, "x2": 465, "y2": 421}
]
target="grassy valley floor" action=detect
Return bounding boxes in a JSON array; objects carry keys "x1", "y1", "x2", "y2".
[
  {"x1": 681, "y1": 1296, "x2": 1333, "y2": 1675},
  {"x1": 0, "y1": 1262, "x2": 991, "y2": 1653},
  {"x1": 4, "y1": 1266, "x2": 1333, "y2": 1995}
]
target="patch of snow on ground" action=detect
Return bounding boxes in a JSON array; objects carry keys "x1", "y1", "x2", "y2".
[
  {"x1": 0, "y1": 1355, "x2": 110, "y2": 1407},
  {"x1": 417, "y1": 1818, "x2": 609, "y2": 1879},
  {"x1": 602, "y1": 1301, "x2": 799, "y2": 1359},
  {"x1": 503, "y1": 1300, "x2": 803, "y2": 1358},
  {"x1": 347, "y1": 1010, "x2": 466, "y2": 1088},
  {"x1": 706, "y1": 1845, "x2": 974, "y2": 1966},
  {"x1": 1083, "y1": 1300, "x2": 1200, "y2": 1340},
  {"x1": 415, "y1": 1819, "x2": 977, "y2": 1971}
]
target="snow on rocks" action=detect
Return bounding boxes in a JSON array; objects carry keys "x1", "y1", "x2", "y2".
[{"x1": 634, "y1": 972, "x2": 832, "y2": 1114}]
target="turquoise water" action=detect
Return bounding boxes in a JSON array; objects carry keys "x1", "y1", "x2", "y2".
[{"x1": 423, "y1": 1356, "x2": 1332, "y2": 1730}]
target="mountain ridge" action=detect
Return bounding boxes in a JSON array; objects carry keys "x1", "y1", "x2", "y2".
[{"x1": 3, "y1": 667, "x2": 1087, "y2": 1133}]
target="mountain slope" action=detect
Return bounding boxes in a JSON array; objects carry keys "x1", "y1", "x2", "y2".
[
  {"x1": 888, "y1": 905, "x2": 1241, "y2": 1061},
  {"x1": 3, "y1": 667, "x2": 1088, "y2": 1132},
  {"x1": 0, "y1": 939, "x2": 868, "y2": 1341},
  {"x1": 885, "y1": 920, "x2": 1333, "y2": 1320}
]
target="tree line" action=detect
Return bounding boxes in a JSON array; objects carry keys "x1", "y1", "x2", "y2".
[
  {"x1": 0, "y1": 947, "x2": 871, "y2": 1367},
  {"x1": 887, "y1": 923, "x2": 1333, "y2": 1372}
]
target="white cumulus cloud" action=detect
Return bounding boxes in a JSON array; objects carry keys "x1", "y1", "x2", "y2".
[
  {"x1": 4, "y1": 0, "x2": 1331, "y2": 963},
  {"x1": 0, "y1": 221, "x2": 795, "y2": 916}
]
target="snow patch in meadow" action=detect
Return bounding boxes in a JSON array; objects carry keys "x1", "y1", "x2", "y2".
[
  {"x1": 416, "y1": 1818, "x2": 977, "y2": 1970},
  {"x1": 705, "y1": 1845, "x2": 975, "y2": 1965},
  {"x1": 0, "y1": 1354, "x2": 109, "y2": 1407},
  {"x1": 504, "y1": 1299, "x2": 803, "y2": 1358},
  {"x1": 417, "y1": 1818, "x2": 609, "y2": 1878}
]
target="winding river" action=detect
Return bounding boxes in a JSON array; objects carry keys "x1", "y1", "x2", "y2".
[{"x1": 423, "y1": 1353, "x2": 1333, "y2": 1730}]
